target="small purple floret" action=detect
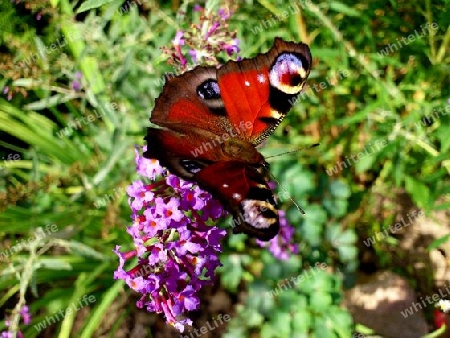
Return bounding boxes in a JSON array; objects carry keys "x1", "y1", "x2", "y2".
[{"x1": 256, "y1": 210, "x2": 299, "y2": 260}]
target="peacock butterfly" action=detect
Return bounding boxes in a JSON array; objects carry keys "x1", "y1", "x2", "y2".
[{"x1": 144, "y1": 37, "x2": 312, "y2": 241}]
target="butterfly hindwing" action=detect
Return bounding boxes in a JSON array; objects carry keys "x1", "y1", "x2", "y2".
[
  {"x1": 144, "y1": 124, "x2": 264, "y2": 179},
  {"x1": 194, "y1": 161, "x2": 279, "y2": 241}
]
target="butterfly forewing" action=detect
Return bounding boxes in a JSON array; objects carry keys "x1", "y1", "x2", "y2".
[
  {"x1": 150, "y1": 66, "x2": 231, "y2": 136},
  {"x1": 217, "y1": 37, "x2": 312, "y2": 145}
]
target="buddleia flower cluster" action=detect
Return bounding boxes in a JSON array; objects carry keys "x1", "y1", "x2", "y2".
[
  {"x1": 114, "y1": 147, "x2": 227, "y2": 332},
  {"x1": 163, "y1": 3, "x2": 241, "y2": 72}
]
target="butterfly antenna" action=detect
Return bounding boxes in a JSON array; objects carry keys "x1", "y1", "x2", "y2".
[
  {"x1": 267, "y1": 171, "x2": 306, "y2": 215},
  {"x1": 265, "y1": 143, "x2": 320, "y2": 159},
  {"x1": 265, "y1": 143, "x2": 320, "y2": 216}
]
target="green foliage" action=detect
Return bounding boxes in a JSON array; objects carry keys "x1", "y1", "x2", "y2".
[{"x1": 0, "y1": 0, "x2": 449, "y2": 337}]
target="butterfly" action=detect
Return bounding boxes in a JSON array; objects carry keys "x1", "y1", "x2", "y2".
[{"x1": 144, "y1": 37, "x2": 312, "y2": 241}]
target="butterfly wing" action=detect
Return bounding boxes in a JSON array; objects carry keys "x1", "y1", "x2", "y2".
[
  {"x1": 144, "y1": 38, "x2": 312, "y2": 240},
  {"x1": 144, "y1": 124, "x2": 265, "y2": 184},
  {"x1": 149, "y1": 66, "x2": 233, "y2": 137},
  {"x1": 145, "y1": 129, "x2": 279, "y2": 240},
  {"x1": 150, "y1": 38, "x2": 312, "y2": 146},
  {"x1": 194, "y1": 161, "x2": 279, "y2": 241},
  {"x1": 217, "y1": 37, "x2": 312, "y2": 145}
]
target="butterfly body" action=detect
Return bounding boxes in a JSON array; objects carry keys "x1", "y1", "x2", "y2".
[{"x1": 145, "y1": 38, "x2": 312, "y2": 240}]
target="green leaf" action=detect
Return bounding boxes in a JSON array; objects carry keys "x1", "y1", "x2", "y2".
[
  {"x1": 334, "y1": 229, "x2": 357, "y2": 246},
  {"x1": 292, "y1": 310, "x2": 311, "y2": 333},
  {"x1": 329, "y1": 1, "x2": 360, "y2": 16},
  {"x1": 77, "y1": 0, "x2": 115, "y2": 13},
  {"x1": 310, "y1": 292, "x2": 332, "y2": 310},
  {"x1": 24, "y1": 94, "x2": 80, "y2": 111},
  {"x1": 427, "y1": 234, "x2": 450, "y2": 251},
  {"x1": 36, "y1": 258, "x2": 73, "y2": 270},
  {"x1": 405, "y1": 176, "x2": 430, "y2": 209},
  {"x1": 244, "y1": 310, "x2": 264, "y2": 327},
  {"x1": 437, "y1": 127, "x2": 450, "y2": 152},
  {"x1": 80, "y1": 280, "x2": 124, "y2": 338},
  {"x1": 269, "y1": 311, "x2": 291, "y2": 336},
  {"x1": 314, "y1": 316, "x2": 335, "y2": 338},
  {"x1": 11, "y1": 78, "x2": 35, "y2": 87},
  {"x1": 323, "y1": 198, "x2": 348, "y2": 217},
  {"x1": 219, "y1": 254, "x2": 247, "y2": 291},
  {"x1": 355, "y1": 153, "x2": 377, "y2": 173},
  {"x1": 338, "y1": 245, "x2": 358, "y2": 262},
  {"x1": 329, "y1": 180, "x2": 351, "y2": 199}
]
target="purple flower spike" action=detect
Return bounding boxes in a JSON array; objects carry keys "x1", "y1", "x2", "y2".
[
  {"x1": 193, "y1": 4, "x2": 203, "y2": 12},
  {"x1": 163, "y1": 6, "x2": 240, "y2": 70},
  {"x1": 72, "y1": 81, "x2": 81, "y2": 91},
  {"x1": 19, "y1": 306, "x2": 31, "y2": 325},
  {"x1": 172, "y1": 31, "x2": 185, "y2": 46},
  {"x1": 134, "y1": 146, "x2": 165, "y2": 179},
  {"x1": 256, "y1": 210, "x2": 299, "y2": 260},
  {"x1": 114, "y1": 146, "x2": 227, "y2": 332},
  {"x1": 218, "y1": 8, "x2": 231, "y2": 20},
  {"x1": 1, "y1": 305, "x2": 32, "y2": 338},
  {"x1": 71, "y1": 72, "x2": 82, "y2": 91},
  {"x1": 172, "y1": 31, "x2": 188, "y2": 68},
  {"x1": 188, "y1": 49, "x2": 198, "y2": 63},
  {"x1": 204, "y1": 22, "x2": 220, "y2": 40},
  {"x1": 221, "y1": 39, "x2": 241, "y2": 56}
]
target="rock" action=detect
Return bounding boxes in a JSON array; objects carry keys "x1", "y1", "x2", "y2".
[{"x1": 343, "y1": 271, "x2": 428, "y2": 337}]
